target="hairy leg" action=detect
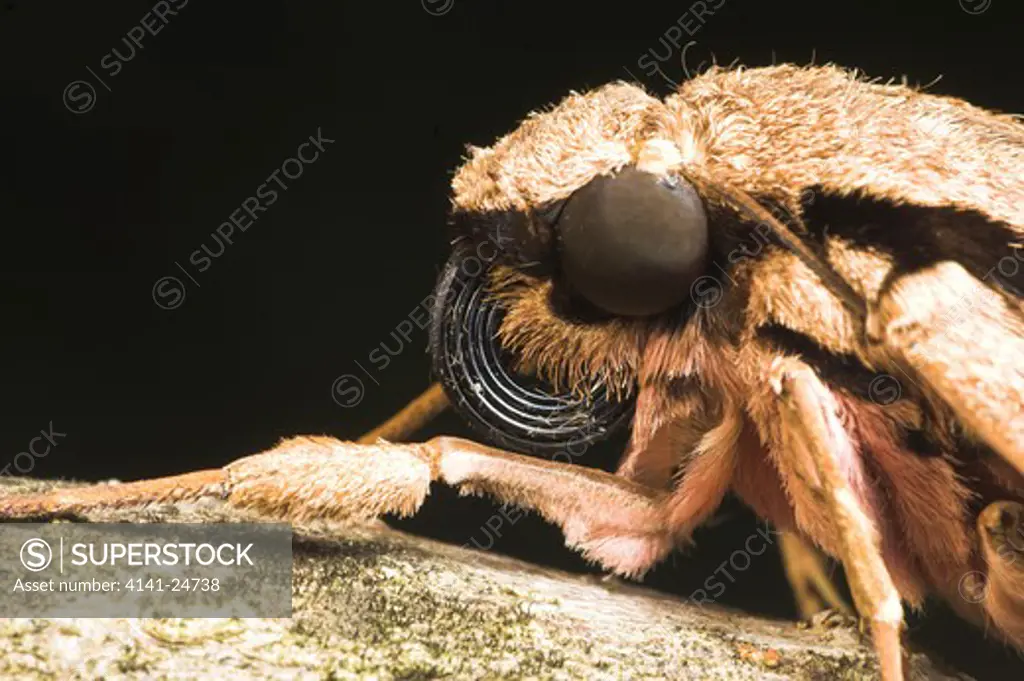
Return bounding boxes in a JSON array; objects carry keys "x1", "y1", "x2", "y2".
[
  {"x1": 625, "y1": 375, "x2": 854, "y2": 617},
  {"x1": 615, "y1": 380, "x2": 740, "y2": 541},
  {"x1": 778, "y1": 531, "x2": 852, "y2": 619},
  {"x1": 615, "y1": 382, "x2": 692, "y2": 490},
  {"x1": 0, "y1": 383, "x2": 451, "y2": 523},
  {"x1": 357, "y1": 383, "x2": 449, "y2": 444},
  {"x1": 769, "y1": 359, "x2": 906, "y2": 681},
  {"x1": 0, "y1": 435, "x2": 673, "y2": 579}
]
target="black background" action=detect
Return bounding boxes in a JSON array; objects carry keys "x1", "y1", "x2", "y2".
[{"x1": 2, "y1": 0, "x2": 1022, "y2": 677}]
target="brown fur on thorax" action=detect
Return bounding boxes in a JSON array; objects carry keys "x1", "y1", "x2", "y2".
[{"x1": 453, "y1": 64, "x2": 1023, "y2": 399}]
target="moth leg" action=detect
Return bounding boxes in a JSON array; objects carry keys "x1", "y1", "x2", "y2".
[
  {"x1": 0, "y1": 435, "x2": 672, "y2": 579},
  {"x1": 779, "y1": 531, "x2": 853, "y2": 620},
  {"x1": 0, "y1": 387, "x2": 451, "y2": 519},
  {"x1": 356, "y1": 383, "x2": 449, "y2": 444},
  {"x1": 869, "y1": 261, "x2": 1024, "y2": 476},
  {"x1": 770, "y1": 360, "x2": 906, "y2": 681},
  {"x1": 977, "y1": 501, "x2": 1024, "y2": 648},
  {"x1": 430, "y1": 437, "x2": 674, "y2": 576}
]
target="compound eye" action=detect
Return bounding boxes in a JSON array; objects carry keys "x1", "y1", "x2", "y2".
[{"x1": 556, "y1": 167, "x2": 709, "y2": 317}]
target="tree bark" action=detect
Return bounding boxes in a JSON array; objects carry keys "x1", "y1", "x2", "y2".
[{"x1": 0, "y1": 477, "x2": 970, "y2": 680}]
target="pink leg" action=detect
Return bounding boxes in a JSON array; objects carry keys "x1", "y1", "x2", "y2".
[
  {"x1": 662, "y1": 404, "x2": 741, "y2": 540},
  {"x1": 356, "y1": 383, "x2": 449, "y2": 444},
  {"x1": 0, "y1": 435, "x2": 673, "y2": 579},
  {"x1": 615, "y1": 380, "x2": 739, "y2": 542},
  {"x1": 768, "y1": 360, "x2": 907, "y2": 681},
  {"x1": 732, "y1": 418, "x2": 853, "y2": 619},
  {"x1": 615, "y1": 382, "x2": 688, "y2": 489}
]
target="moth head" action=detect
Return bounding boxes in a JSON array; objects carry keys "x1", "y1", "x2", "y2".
[{"x1": 430, "y1": 83, "x2": 711, "y2": 454}]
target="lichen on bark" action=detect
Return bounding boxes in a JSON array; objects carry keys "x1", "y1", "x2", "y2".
[{"x1": 0, "y1": 477, "x2": 970, "y2": 680}]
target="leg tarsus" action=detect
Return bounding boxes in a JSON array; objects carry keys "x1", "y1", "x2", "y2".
[
  {"x1": 357, "y1": 383, "x2": 449, "y2": 444},
  {"x1": 0, "y1": 437, "x2": 433, "y2": 524},
  {"x1": 771, "y1": 360, "x2": 907, "y2": 681},
  {"x1": 2, "y1": 379, "x2": 453, "y2": 519},
  {"x1": 779, "y1": 531, "x2": 852, "y2": 620},
  {"x1": 0, "y1": 469, "x2": 228, "y2": 517}
]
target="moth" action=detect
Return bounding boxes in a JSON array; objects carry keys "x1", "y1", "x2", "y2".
[{"x1": 3, "y1": 64, "x2": 1023, "y2": 680}]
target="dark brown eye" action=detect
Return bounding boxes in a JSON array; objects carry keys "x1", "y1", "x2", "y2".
[{"x1": 556, "y1": 167, "x2": 709, "y2": 317}]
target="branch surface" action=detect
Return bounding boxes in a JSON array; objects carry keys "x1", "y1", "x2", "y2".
[{"x1": 0, "y1": 477, "x2": 969, "y2": 680}]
